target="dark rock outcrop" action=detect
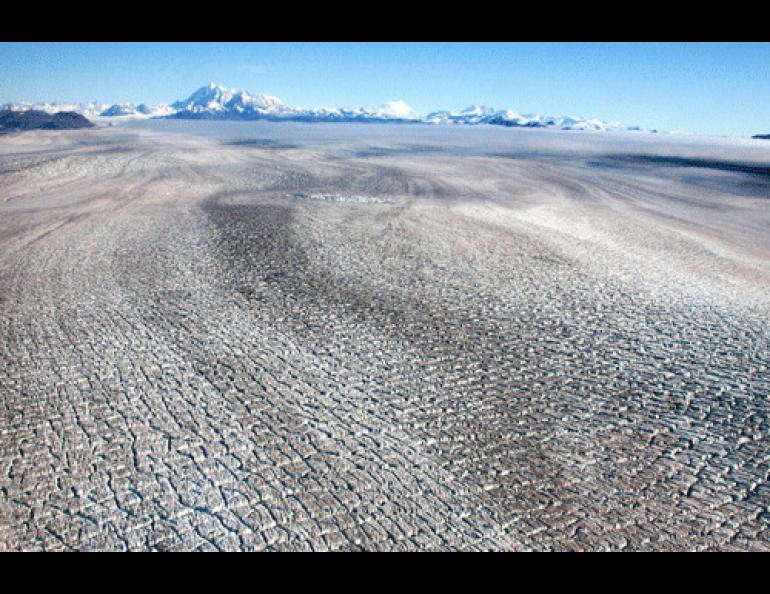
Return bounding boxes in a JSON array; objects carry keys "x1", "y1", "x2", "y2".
[{"x1": 0, "y1": 109, "x2": 94, "y2": 132}]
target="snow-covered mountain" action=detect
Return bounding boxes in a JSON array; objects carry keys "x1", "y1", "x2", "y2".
[
  {"x1": 167, "y1": 85, "x2": 626, "y2": 130},
  {"x1": 170, "y1": 83, "x2": 288, "y2": 117},
  {"x1": 0, "y1": 100, "x2": 173, "y2": 120},
  {"x1": 425, "y1": 105, "x2": 498, "y2": 125},
  {"x1": 100, "y1": 103, "x2": 175, "y2": 118},
  {"x1": 2, "y1": 83, "x2": 646, "y2": 132},
  {"x1": 167, "y1": 83, "x2": 420, "y2": 122},
  {"x1": 426, "y1": 105, "x2": 624, "y2": 131},
  {"x1": 1, "y1": 101, "x2": 109, "y2": 119}
]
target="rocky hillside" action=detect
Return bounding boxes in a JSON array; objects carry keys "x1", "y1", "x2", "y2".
[{"x1": 0, "y1": 109, "x2": 94, "y2": 132}]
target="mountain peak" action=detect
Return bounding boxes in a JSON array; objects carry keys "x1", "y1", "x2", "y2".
[
  {"x1": 172, "y1": 84, "x2": 285, "y2": 114},
  {"x1": 2, "y1": 83, "x2": 643, "y2": 133},
  {"x1": 461, "y1": 104, "x2": 495, "y2": 116},
  {"x1": 376, "y1": 100, "x2": 417, "y2": 120}
]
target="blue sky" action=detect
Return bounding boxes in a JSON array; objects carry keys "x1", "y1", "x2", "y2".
[{"x1": 1, "y1": 42, "x2": 769, "y2": 136}]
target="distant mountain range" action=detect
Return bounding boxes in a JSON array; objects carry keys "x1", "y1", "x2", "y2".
[
  {"x1": 100, "y1": 103, "x2": 175, "y2": 118},
  {"x1": 166, "y1": 84, "x2": 427, "y2": 123},
  {"x1": 2, "y1": 83, "x2": 648, "y2": 132},
  {"x1": 0, "y1": 109, "x2": 94, "y2": 132}
]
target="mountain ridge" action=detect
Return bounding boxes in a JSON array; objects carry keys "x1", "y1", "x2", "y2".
[
  {"x1": 2, "y1": 83, "x2": 646, "y2": 132},
  {"x1": 0, "y1": 109, "x2": 94, "y2": 132}
]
